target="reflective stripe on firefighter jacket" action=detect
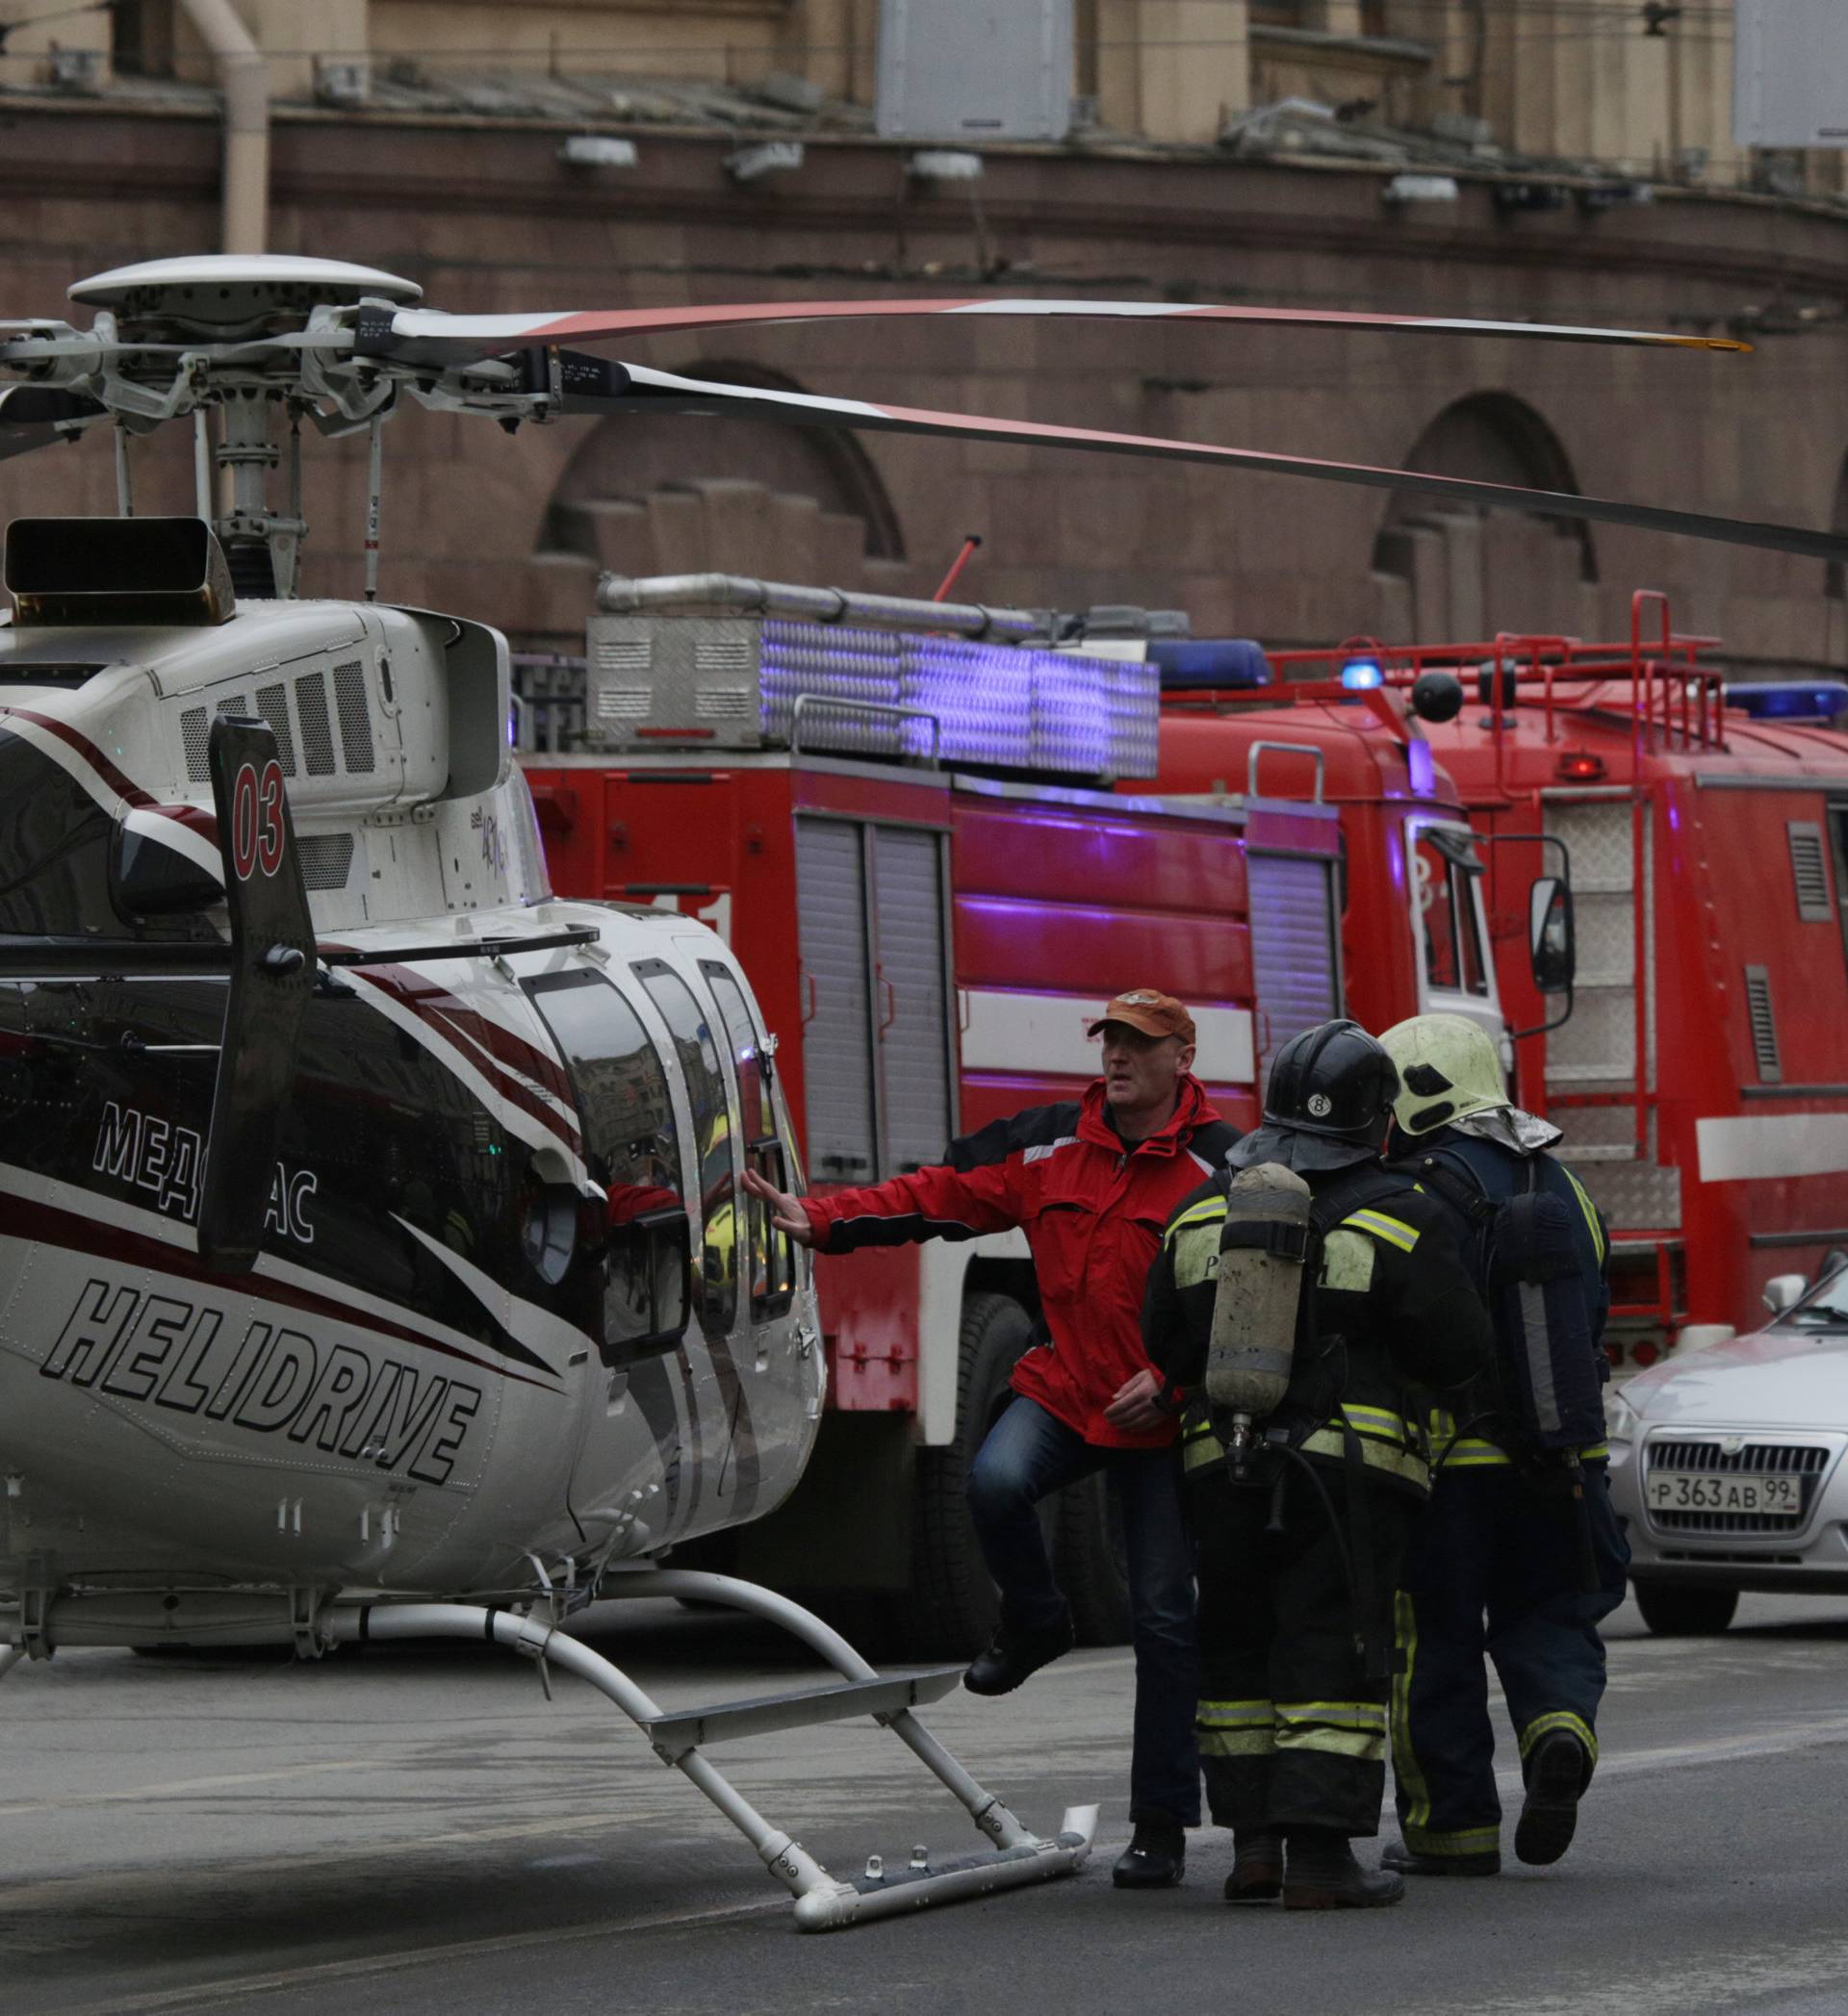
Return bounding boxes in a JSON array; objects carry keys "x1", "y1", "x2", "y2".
[{"x1": 1145, "y1": 1176, "x2": 1493, "y2": 1500}]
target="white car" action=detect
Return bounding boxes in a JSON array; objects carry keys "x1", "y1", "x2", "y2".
[{"x1": 1608, "y1": 1262, "x2": 1848, "y2": 1634}]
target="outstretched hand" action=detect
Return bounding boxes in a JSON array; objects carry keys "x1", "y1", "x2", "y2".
[{"x1": 742, "y1": 1165, "x2": 817, "y2": 1247}]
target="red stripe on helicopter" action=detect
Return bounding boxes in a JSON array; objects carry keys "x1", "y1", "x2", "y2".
[
  {"x1": 351, "y1": 964, "x2": 581, "y2": 1112},
  {"x1": 2, "y1": 1187, "x2": 566, "y2": 1388},
  {"x1": 0, "y1": 705, "x2": 221, "y2": 847},
  {"x1": 347, "y1": 966, "x2": 585, "y2": 1157}
]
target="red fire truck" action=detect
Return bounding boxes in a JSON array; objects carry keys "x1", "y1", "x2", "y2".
[
  {"x1": 1160, "y1": 593, "x2": 1848, "y2": 1372},
  {"x1": 518, "y1": 574, "x2": 1478, "y2": 1650}
]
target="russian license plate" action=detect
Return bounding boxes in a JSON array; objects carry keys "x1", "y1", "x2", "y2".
[{"x1": 1646, "y1": 1469, "x2": 1803, "y2": 1516}]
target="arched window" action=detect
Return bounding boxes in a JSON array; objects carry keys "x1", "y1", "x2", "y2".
[
  {"x1": 539, "y1": 359, "x2": 904, "y2": 583},
  {"x1": 1371, "y1": 392, "x2": 1595, "y2": 641},
  {"x1": 1825, "y1": 451, "x2": 1848, "y2": 605}
]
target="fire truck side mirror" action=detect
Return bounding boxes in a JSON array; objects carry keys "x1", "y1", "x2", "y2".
[
  {"x1": 1528, "y1": 875, "x2": 1575, "y2": 995},
  {"x1": 1763, "y1": 1273, "x2": 1807, "y2": 1317}
]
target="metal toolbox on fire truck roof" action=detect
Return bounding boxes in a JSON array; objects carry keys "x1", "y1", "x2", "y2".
[{"x1": 582, "y1": 573, "x2": 1171, "y2": 781}]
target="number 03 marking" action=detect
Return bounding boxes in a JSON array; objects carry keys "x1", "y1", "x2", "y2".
[{"x1": 230, "y1": 759, "x2": 288, "y2": 880}]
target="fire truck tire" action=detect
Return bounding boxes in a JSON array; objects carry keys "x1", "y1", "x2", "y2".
[
  {"x1": 1631, "y1": 1580, "x2": 1738, "y2": 1636},
  {"x1": 908, "y1": 1291, "x2": 1035, "y2": 1658}
]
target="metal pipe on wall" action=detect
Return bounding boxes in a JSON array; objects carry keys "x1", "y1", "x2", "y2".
[{"x1": 180, "y1": 0, "x2": 269, "y2": 253}]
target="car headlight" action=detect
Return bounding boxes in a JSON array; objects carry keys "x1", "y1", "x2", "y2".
[{"x1": 1605, "y1": 1385, "x2": 1642, "y2": 1463}]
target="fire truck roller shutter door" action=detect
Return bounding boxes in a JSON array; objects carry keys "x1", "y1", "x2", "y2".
[
  {"x1": 794, "y1": 818, "x2": 878, "y2": 1185},
  {"x1": 1247, "y1": 851, "x2": 1344, "y2": 1089},
  {"x1": 872, "y1": 825, "x2": 955, "y2": 1174}
]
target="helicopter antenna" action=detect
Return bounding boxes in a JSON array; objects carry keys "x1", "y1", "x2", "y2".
[
  {"x1": 364, "y1": 411, "x2": 384, "y2": 602},
  {"x1": 112, "y1": 420, "x2": 133, "y2": 517},
  {"x1": 192, "y1": 411, "x2": 212, "y2": 521}
]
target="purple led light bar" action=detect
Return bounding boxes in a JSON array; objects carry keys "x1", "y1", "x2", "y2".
[{"x1": 758, "y1": 619, "x2": 1158, "y2": 779}]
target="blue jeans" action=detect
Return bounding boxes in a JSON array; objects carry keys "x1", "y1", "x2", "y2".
[{"x1": 966, "y1": 1395, "x2": 1200, "y2": 1826}]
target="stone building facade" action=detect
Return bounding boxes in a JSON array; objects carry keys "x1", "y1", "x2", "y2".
[{"x1": 0, "y1": 1, "x2": 1844, "y2": 665}]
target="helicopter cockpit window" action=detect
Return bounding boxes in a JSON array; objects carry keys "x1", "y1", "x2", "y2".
[
  {"x1": 1411, "y1": 825, "x2": 1490, "y2": 999},
  {"x1": 522, "y1": 969, "x2": 689, "y2": 1360},
  {"x1": 702, "y1": 958, "x2": 798, "y2": 1323},
  {"x1": 634, "y1": 959, "x2": 739, "y2": 1341}
]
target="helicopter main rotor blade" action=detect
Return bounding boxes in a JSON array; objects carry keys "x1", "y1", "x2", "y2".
[
  {"x1": 0, "y1": 385, "x2": 108, "y2": 462},
  {"x1": 364, "y1": 296, "x2": 1747, "y2": 370},
  {"x1": 553, "y1": 358, "x2": 1848, "y2": 567}
]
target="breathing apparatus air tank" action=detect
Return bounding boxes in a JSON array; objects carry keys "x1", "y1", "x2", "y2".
[{"x1": 1206, "y1": 1161, "x2": 1314, "y2": 1473}]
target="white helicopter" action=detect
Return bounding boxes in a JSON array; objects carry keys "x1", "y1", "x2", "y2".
[{"x1": 0, "y1": 254, "x2": 1839, "y2": 1930}]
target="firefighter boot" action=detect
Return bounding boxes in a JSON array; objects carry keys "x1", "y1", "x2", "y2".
[
  {"x1": 1222, "y1": 1828, "x2": 1284, "y2": 1903},
  {"x1": 1113, "y1": 1817, "x2": 1187, "y2": 1890},
  {"x1": 1515, "y1": 1730, "x2": 1589, "y2": 1867},
  {"x1": 1282, "y1": 1830, "x2": 1406, "y2": 1910},
  {"x1": 962, "y1": 1608, "x2": 1075, "y2": 1697},
  {"x1": 1382, "y1": 1839, "x2": 1502, "y2": 1878}
]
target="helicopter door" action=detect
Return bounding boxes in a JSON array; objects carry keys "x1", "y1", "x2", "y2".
[
  {"x1": 633, "y1": 955, "x2": 764, "y2": 1519},
  {"x1": 519, "y1": 968, "x2": 691, "y2": 1363},
  {"x1": 631, "y1": 958, "x2": 740, "y2": 1344},
  {"x1": 702, "y1": 958, "x2": 799, "y2": 1327}
]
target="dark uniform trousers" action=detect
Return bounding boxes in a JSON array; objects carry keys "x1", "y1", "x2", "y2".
[
  {"x1": 1151, "y1": 1168, "x2": 1493, "y2": 1846},
  {"x1": 1393, "y1": 1457, "x2": 1630, "y2": 1860},
  {"x1": 1196, "y1": 1466, "x2": 1419, "y2": 1838}
]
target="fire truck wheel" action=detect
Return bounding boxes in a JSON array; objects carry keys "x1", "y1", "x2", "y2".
[
  {"x1": 1631, "y1": 1580, "x2": 1738, "y2": 1636},
  {"x1": 1057, "y1": 1475, "x2": 1131, "y2": 1647},
  {"x1": 908, "y1": 1291, "x2": 1037, "y2": 1658}
]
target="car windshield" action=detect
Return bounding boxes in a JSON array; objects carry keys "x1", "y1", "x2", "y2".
[{"x1": 1782, "y1": 1265, "x2": 1848, "y2": 1326}]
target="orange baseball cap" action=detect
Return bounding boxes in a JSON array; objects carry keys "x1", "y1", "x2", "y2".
[{"x1": 1088, "y1": 989, "x2": 1196, "y2": 1046}]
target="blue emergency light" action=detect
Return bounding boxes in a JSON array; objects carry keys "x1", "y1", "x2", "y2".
[
  {"x1": 1340, "y1": 658, "x2": 1384, "y2": 691},
  {"x1": 1149, "y1": 638, "x2": 1272, "y2": 690},
  {"x1": 1724, "y1": 680, "x2": 1848, "y2": 723}
]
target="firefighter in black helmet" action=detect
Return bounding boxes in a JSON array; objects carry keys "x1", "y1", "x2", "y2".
[{"x1": 1142, "y1": 1020, "x2": 1493, "y2": 1909}]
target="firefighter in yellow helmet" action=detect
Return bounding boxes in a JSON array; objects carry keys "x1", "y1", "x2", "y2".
[
  {"x1": 1378, "y1": 1013, "x2": 1626, "y2": 1879},
  {"x1": 1142, "y1": 1020, "x2": 1492, "y2": 1908}
]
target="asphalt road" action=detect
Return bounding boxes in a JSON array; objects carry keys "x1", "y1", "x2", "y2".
[{"x1": 5, "y1": 1590, "x2": 1848, "y2": 2016}]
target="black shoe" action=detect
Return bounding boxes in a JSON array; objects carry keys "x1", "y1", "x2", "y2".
[
  {"x1": 1223, "y1": 1828, "x2": 1283, "y2": 1903},
  {"x1": 1515, "y1": 1731, "x2": 1589, "y2": 1867},
  {"x1": 1113, "y1": 1818, "x2": 1186, "y2": 1890},
  {"x1": 1381, "y1": 1838, "x2": 1501, "y2": 1878},
  {"x1": 1282, "y1": 1832, "x2": 1405, "y2": 1910},
  {"x1": 962, "y1": 1609, "x2": 1075, "y2": 1697}
]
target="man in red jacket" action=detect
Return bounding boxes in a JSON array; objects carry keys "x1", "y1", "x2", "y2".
[{"x1": 743, "y1": 988, "x2": 1238, "y2": 1890}]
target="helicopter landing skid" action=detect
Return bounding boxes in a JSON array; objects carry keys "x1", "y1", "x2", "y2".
[{"x1": 324, "y1": 1569, "x2": 1096, "y2": 1933}]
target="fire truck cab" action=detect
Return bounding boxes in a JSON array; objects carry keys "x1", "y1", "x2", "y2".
[
  {"x1": 1176, "y1": 596, "x2": 1848, "y2": 1370},
  {"x1": 521, "y1": 575, "x2": 1352, "y2": 1649}
]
